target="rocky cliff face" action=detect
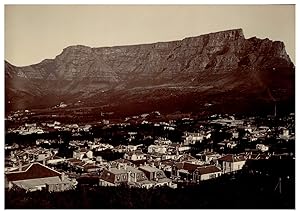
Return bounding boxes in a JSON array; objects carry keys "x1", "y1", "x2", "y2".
[{"x1": 5, "y1": 29, "x2": 295, "y2": 115}]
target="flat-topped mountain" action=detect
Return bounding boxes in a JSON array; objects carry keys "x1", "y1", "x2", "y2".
[{"x1": 5, "y1": 29, "x2": 295, "y2": 116}]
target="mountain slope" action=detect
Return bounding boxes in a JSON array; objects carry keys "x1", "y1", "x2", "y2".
[{"x1": 5, "y1": 29, "x2": 295, "y2": 116}]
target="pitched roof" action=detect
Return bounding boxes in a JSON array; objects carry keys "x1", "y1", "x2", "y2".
[
  {"x1": 6, "y1": 163, "x2": 61, "y2": 182},
  {"x1": 183, "y1": 162, "x2": 201, "y2": 173},
  {"x1": 99, "y1": 169, "x2": 116, "y2": 184},
  {"x1": 194, "y1": 165, "x2": 221, "y2": 175}
]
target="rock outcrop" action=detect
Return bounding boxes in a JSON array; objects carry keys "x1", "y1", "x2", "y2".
[{"x1": 5, "y1": 29, "x2": 295, "y2": 115}]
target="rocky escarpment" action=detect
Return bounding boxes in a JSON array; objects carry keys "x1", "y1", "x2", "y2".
[{"x1": 5, "y1": 29, "x2": 295, "y2": 115}]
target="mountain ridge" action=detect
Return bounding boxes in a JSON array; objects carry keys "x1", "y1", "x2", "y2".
[{"x1": 5, "y1": 28, "x2": 295, "y2": 116}]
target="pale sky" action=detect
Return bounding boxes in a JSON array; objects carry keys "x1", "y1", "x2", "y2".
[{"x1": 5, "y1": 5, "x2": 295, "y2": 66}]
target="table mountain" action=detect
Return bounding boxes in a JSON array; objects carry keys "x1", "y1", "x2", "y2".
[{"x1": 5, "y1": 29, "x2": 295, "y2": 116}]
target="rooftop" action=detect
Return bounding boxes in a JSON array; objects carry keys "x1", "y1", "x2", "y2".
[
  {"x1": 195, "y1": 165, "x2": 221, "y2": 175},
  {"x1": 6, "y1": 163, "x2": 61, "y2": 182},
  {"x1": 218, "y1": 154, "x2": 246, "y2": 162}
]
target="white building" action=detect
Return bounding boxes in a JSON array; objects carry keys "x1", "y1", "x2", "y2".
[
  {"x1": 148, "y1": 145, "x2": 167, "y2": 154},
  {"x1": 124, "y1": 150, "x2": 146, "y2": 161},
  {"x1": 5, "y1": 162, "x2": 73, "y2": 192},
  {"x1": 73, "y1": 148, "x2": 93, "y2": 160},
  {"x1": 193, "y1": 165, "x2": 222, "y2": 181},
  {"x1": 218, "y1": 154, "x2": 246, "y2": 174},
  {"x1": 182, "y1": 132, "x2": 204, "y2": 145}
]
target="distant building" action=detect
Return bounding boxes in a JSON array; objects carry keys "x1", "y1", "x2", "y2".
[
  {"x1": 99, "y1": 165, "x2": 149, "y2": 187},
  {"x1": 46, "y1": 156, "x2": 65, "y2": 165},
  {"x1": 196, "y1": 151, "x2": 221, "y2": 164},
  {"x1": 182, "y1": 132, "x2": 204, "y2": 145},
  {"x1": 139, "y1": 165, "x2": 172, "y2": 188},
  {"x1": 124, "y1": 150, "x2": 146, "y2": 161},
  {"x1": 218, "y1": 154, "x2": 246, "y2": 174},
  {"x1": 73, "y1": 148, "x2": 93, "y2": 160},
  {"x1": 148, "y1": 145, "x2": 167, "y2": 154}
]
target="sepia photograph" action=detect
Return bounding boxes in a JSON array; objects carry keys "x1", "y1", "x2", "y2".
[{"x1": 3, "y1": 2, "x2": 296, "y2": 209}]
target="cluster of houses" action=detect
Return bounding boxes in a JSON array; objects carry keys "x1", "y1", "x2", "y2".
[
  {"x1": 7, "y1": 123, "x2": 45, "y2": 135},
  {"x1": 6, "y1": 121, "x2": 93, "y2": 135},
  {"x1": 6, "y1": 135, "x2": 268, "y2": 192},
  {"x1": 5, "y1": 147, "x2": 58, "y2": 172},
  {"x1": 5, "y1": 113, "x2": 294, "y2": 193}
]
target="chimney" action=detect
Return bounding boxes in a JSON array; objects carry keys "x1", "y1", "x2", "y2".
[
  {"x1": 18, "y1": 160, "x2": 22, "y2": 172},
  {"x1": 60, "y1": 172, "x2": 65, "y2": 181},
  {"x1": 43, "y1": 159, "x2": 46, "y2": 165}
]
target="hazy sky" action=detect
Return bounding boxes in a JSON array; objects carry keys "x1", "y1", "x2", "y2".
[{"x1": 5, "y1": 5, "x2": 295, "y2": 66}]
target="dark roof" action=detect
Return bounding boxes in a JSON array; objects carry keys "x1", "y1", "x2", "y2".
[
  {"x1": 195, "y1": 165, "x2": 221, "y2": 175},
  {"x1": 176, "y1": 162, "x2": 201, "y2": 173},
  {"x1": 6, "y1": 163, "x2": 61, "y2": 182},
  {"x1": 218, "y1": 154, "x2": 246, "y2": 162},
  {"x1": 99, "y1": 169, "x2": 116, "y2": 184},
  {"x1": 182, "y1": 162, "x2": 201, "y2": 173}
]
